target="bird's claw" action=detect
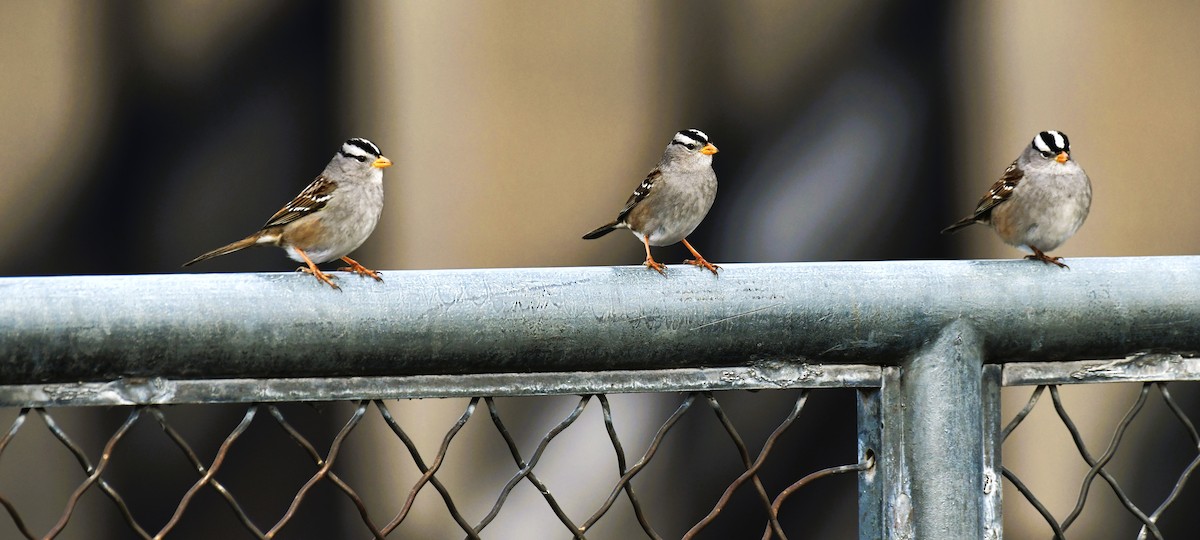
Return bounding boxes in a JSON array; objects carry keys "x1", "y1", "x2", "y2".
[
  {"x1": 1026, "y1": 252, "x2": 1069, "y2": 269},
  {"x1": 643, "y1": 258, "x2": 667, "y2": 276},
  {"x1": 685, "y1": 258, "x2": 721, "y2": 275},
  {"x1": 297, "y1": 266, "x2": 341, "y2": 290}
]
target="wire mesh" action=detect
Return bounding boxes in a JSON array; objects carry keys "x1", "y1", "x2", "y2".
[
  {"x1": 0, "y1": 391, "x2": 869, "y2": 539},
  {"x1": 1001, "y1": 382, "x2": 1200, "y2": 539}
]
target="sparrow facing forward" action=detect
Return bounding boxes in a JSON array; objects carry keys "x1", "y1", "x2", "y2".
[{"x1": 942, "y1": 130, "x2": 1092, "y2": 268}]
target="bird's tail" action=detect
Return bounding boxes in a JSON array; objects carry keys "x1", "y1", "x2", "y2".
[
  {"x1": 582, "y1": 221, "x2": 622, "y2": 240},
  {"x1": 183, "y1": 233, "x2": 263, "y2": 266},
  {"x1": 940, "y1": 217, "x2": 978, "y2": 235}
]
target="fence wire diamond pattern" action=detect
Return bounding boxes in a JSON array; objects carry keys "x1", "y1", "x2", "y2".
[
  {"x1": 0, "y1": 391, "x2": 869, "y2": 539},
  {"x1": 1002, "y1": 382, "x2": 1200, "y2": 540}
]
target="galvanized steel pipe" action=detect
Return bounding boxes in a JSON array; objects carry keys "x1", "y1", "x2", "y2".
[{"x1": 1, "y1": 257, "x2": 1198, "y2": 384}]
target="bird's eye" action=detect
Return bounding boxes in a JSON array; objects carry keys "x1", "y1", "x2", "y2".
[
  {"x1": 1039, "y1": 151, "x2": 1053, "y2": 158},
  {"x1": 685, "y1": 143, "x2": 697, "y2": 150},
  {"x1": 355, "y1": 155, "x2": 367, "y2": 163}
]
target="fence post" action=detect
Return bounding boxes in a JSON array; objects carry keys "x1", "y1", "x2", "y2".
[
  {"x1": 981, "y1": 364, "x2": 1003, "y2": 538},
  {"x1": 902, "y1": 319, "x2": 985, "y2": 539},
  {"x1": 859, "y1": 366, "x2": 913, "y2": 539}
]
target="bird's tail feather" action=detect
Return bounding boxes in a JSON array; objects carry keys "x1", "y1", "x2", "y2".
[
  {"x1": 940, "y1": 217, "x2": 978, "y2": 235},
  {"x1": 183, "y1": 234, "x2": 263, "y2": 266},
  {"x1": 582, "y1": 221, "x2": 621, "y2": 240}
]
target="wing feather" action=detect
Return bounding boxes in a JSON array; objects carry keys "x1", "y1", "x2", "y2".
[
  {"x1": 616, "y1": 168, "x2": 662, "y2": 223},
  {"x1": 261, "y1": 175, "x2": 338, "y2": 229},
  {"x1": 970, "y1": 160, "x2": 1023, "y2": 220}
]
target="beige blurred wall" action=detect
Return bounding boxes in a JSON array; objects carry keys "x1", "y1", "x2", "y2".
[
  {"x1": 0, "y1": 2, "x2": 108, "y2": 258},
  {"x1": 348, "y1": 2, "x2": 667, "y2": 271}
]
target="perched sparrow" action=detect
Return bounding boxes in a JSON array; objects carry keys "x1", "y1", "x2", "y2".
[
  {"x1": 184, "y1": 138, "x2": 392, "y2": 289},
  {"x1": 942, "y1": 130, "x2": 1092, "y2": 268},
  {"x1": 583, "y1": 129, "x2": 720, "y2": 275}
]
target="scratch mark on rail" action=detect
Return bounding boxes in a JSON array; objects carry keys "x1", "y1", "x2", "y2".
[{"x1": 689, "y1": 303, "x2": 784, "y2": 331}]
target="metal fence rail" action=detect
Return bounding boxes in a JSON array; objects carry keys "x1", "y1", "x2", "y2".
[{"x1": 1, "y1": 257, "x2": 1198, "y2": 538}]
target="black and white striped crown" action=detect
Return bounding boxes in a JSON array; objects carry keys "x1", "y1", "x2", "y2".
[
  {"x1": 339, "y1": 138, "x2": 382, "y2": 162},
  {"x1": 670, "y1": 129, "x2": 710, "y2": 149},
  {"x1": 1032, "y1": 131, "x2": 1069, "y2": 156}
]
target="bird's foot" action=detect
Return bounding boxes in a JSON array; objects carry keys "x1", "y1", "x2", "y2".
[
  {"x1": 684, "y1": 257, "x2": 720, "y2": 275},
  {"x1": 297, "y1": 265, "x2": 341, "y2": 289},
  {"x1": 338, "y1": 257, "x2": 384, "y2": 282},
  {"x1": 1026, "y1": 249, "x2": 1069, "y2": 269},
  {"x1": 643, "y1": 257, "x2": 667, "y2": 276}
]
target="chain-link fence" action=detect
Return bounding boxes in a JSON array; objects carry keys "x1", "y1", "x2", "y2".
[
  {"x1": 1, "y1": 259, "x2": 1198, "y2": 538},
  {"x1": 1, "y1": 389, "x2": 876, "y2": 539}
]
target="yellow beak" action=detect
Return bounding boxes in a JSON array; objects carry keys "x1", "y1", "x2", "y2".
[
  {"x1": 372, "y1": 156, "x2": 393, "y2": 168},
  {"x1": 1055, "y1": 152, "x2": 1069, "y2": 164},
  {"x1": 700, "y1": 143, "x2": 719, "y2": 155}
]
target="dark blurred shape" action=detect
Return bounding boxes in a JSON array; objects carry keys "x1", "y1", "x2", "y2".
[
  {"x1": 54, "y1": 3, "x2": 346, "y2": 538},
  {"x1": 22, "y1": 2, "x2": 341, "y2": 278},
  {"x1": 670, "y1": 1, "x2": 954, "y2": 536}
]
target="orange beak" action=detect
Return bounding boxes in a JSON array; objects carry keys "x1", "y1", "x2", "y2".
[
  {"x1": 1055, "y1": 152, "x2": 1068, "y2": 164},
  {"x1": 372, "y1": 156, "x2": 393, "y2": 168},
  {"x1": 700, "y1": 143, "x2": 719, "y2": 155}
]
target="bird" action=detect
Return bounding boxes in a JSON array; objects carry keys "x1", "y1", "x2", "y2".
[
  {"x1": 942, "y1": 130, "x2": 1092, "y2": 268},
  {"x1": 184, "y1": 138, "x2": 392, "y2": 289},
  {"x1": 582, "y1": 129, "x2": 720, "y2": 275}
]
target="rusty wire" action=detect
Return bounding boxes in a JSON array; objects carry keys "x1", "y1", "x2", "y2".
[
  {"x1": 763, "y1": 453, "x2": 875, "y2": 539},
  {"x1": 1051, "y1": 384, "x2": 1157, "y2": 536},
  {"x1": 265, "y1": 405, "x2": 384, "y2": 539},
  {"x1": 45, "y1": 406, "x2": 142, "y2": 538},
  {"x1": 153, "y1": 405, "x2": 260, "y2": 539},
  {"x1": 265, "y1": 401, "x2": 370, "y2": 538},
  {"x1": 36, "y1": 408, "x2": 151, "y2": 539},
  {"x1": 1002, "y1": 384, "x2": 1045, "y2": 440},
  {"x1": 700, "y1": 391, "x2": 787, "y2": 537},
  {"x1": 481, "y1": 396, "x2": 585, "y2": 537},
  {"x1": 580, "y1": 393, "x2": 697, "y2": 534},
  {"x1": 1003, "y1": 382, "x2": 1200, "y2": 540},
  {"x1": 597, "y1": 394, "x2": 660, "y2": 540},
  {"x1": 682, "y1": 391, "x2": 808, "y2": 540},
  {"x1": 702, "y1": 392, "x2": 785, "y2": 539},
  {"x1": 373, "y1": 400, "x2": 477, "y2": 538},
  {"x1": 1139, "y1": 383, "x2": 1200, "y2": 539},
  {"x1": 7, "y1": 382, "x2": 1191, "y2": 539},
  {"x1": 382, "y1": 397, "x2": 480, "y2": 536},
  {"x1": 474, "y1": 395, "x2": 590, "y2": 535},
  {"x1": 0, "y1": 409, "x2": 34, "y2": 540},
  {"x1": 1000, "y1": 466, "x2": 1065, "y2": 539},
  {"x1": 0, "y1": 390, "x2": 872, "y2": 538}
]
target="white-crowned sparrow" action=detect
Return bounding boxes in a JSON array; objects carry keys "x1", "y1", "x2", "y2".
[
  {"x1": 184, "y1": 138, "x2": 392, "y2": 289},
  {"x1": 942, "y1": 130, "x2": 1092, "y2": 268},
  {"x1": 583, "y1": 129, "x2": 720, "y2": 275}
]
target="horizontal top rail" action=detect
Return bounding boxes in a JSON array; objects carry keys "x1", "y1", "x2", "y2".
[{"x1": 2, "y1": 257, "x2": 1198, "y2": 384}]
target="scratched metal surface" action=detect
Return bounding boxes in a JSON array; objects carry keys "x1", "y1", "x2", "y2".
[{"x1": 1, "y1": 257, "x2": 1198, "y2": 384}]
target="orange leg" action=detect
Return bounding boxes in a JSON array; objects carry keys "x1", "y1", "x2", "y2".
[
  {"x1": 1025, "y1": 247, "x2": 1069, "y2": 269},
  {"x1": 338, "y1": 256, "x2": 384, "y2": 282},
  {"x1": 641, "y1": 235, "x2": 666, "y2": 275},
  {"x1": 292, "y1": 247, "x2": 340, "y2": 290},
  {"x1": 681, "y1": 238, "x2": 720, "y2": 275}
]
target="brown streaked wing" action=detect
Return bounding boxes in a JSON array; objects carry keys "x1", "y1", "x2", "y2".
[
  {"x1": 616, "y1": 168, "x2": 662, "y2": 223},
  {"x1": 261, "y1": 176, "x2": 338, "y2": 229},
  {"x1": 970, "y1": 160, "x2": 1023, "y2": 220}
]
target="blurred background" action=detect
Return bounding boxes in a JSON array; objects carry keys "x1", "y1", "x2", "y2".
[{"x1": 1, "y1": 1, "x2": 1198, "y2": 538}]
